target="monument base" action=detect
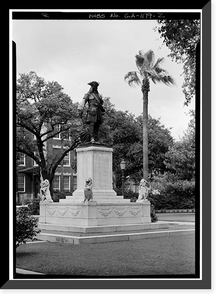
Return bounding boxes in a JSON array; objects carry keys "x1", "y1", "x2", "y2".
[
  {"x1": 39, "y1": 201, "x2": 151, "y2": 227},
  {"x1": 37, "y1": 200, "x2": 168, "y2": 244},
  {"x1": 61, "y1": 190, "x2": 125, "y2": 203},
  {"x1": 38, "y1": 144, "x2": 155, "y2": 244}
]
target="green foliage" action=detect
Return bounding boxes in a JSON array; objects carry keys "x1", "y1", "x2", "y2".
[
  {"x1": 27, "y1": 197, "x2": 40, "y2": 215},
  {"x1": 99, "y1": 99, "x2": 174, "y2": 187},
  {"x1": 125, "y1": 115, "x2": 173, "y2": 183},
  {"x1": 156, "y1": 20, "x2": 200, "y2": 105},
  {"x1": 164, "y1": 110, "x2": 195, "y2": 180},
  {"x1": 124, "y1": 49, "x2": 175, "y2": 180},
  {"x1": 148, "y1": 111, "x2": 196, "y2": 210},
  {"x1": 53, "y1": 190, "x2": 67, "y2": 202},
  {"x1": 16, "y1": 71, "x2": 77, "y2": 137},
  {"x1": 16, "y1": 207, "x2": 40, "y2": 248},
  {"x1": 16, "y1": 71, "x2": 83, "y2": 193},
  {"x1": 164, "y1": 142, "x2": 195, "y2": 180},
  {"x1": 149, "y1": 175, "x2": 195, "y2": 210},
  {"x1": 138, "y1": 115, "x2": 174, "y2": 174},
  {"x1": 124, "y1": 49, "x2": 175, "y2": 87},
  {"x1": 150, "y1": 204, "x2": 158, "y2": 223}
]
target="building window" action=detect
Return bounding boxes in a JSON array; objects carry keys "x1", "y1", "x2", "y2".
[
  {"x1": 18, "y1": 153, "x2": 25, "y2": 166},
  {"x1": 63, "y1": 152, "x2": 70, "y2": 167},
  {"x1": 60, "y1": 127, "x2": 70, "y2": 140},
  {"x1": 53, "y1": 124, "x2": 60, "y2": 139},
  {"x1": 53, "y1": 175, "x2": 60, "y2": 190},
  {"x1": 63, "y1": 175, "x2": 70, "y2": 192},
  {"x1": 17, "y1": 174, "x2": 25, "y2": 192},
  {"x1": 53, "y1": 124, "x2": 70, "y2": 140},
  {"x1": 53, "y1": 148, "x2": 62, "y2": 166}
]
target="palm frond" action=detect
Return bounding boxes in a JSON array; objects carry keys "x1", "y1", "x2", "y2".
[
  {"x1": 153, "y1": 57, "x2": 165, "y2": 69},
  {"x1": 138, "y1": 50, "x2": 145, "y2": 56},
  {"x1": 125, "y1": 49, "x2": 175, "y2": 88},
  {"x1": 165, "y1": 75, "x2": 175, "y2": 86},
  {"x1": 154, "y1": 66, "x2": 168, "y2": 75},
  {"x1": 144, "y1": 50, "x2": 155, "y2": 68},
  {"x1": 135, "y1": 54, "x2": 144, "y2": 69},
  {"x1": 147, "y1": 67, "x2": 175, "y2": 86},
  {"x1": 124, "y1": 71, "x2": 141, "y2": 87},
  {"x1": 156, "y1": 74, "x2": 176, "y2": 86}
]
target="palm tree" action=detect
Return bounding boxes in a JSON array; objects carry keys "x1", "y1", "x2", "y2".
[{"x1": 124, "y1": 49, "x2": 175, "y2": 181}]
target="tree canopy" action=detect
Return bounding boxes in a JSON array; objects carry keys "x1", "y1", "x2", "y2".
[
  {"x1": 124, "y1": 49, "x2": 175, "y2": 87},
  {"x1": 16, "y1": 71, "x2": 82, "y2": 191},
  {"x1": 164, "y1": 110, "x2": 195, "y2": 181},
  {"x1": 16, "y1": 71, "x2": 193, "y2": 199},
  {"x1": 156, "y1": 19, "x2": 200, "y2": 106},
  {"x1": 99, "y1": 99, "x2": 174, "y2": 186}
]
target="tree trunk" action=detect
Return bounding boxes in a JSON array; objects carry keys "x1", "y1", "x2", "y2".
[{"x1": 141, "y1": 78, "x2": 150, "y2": 181}]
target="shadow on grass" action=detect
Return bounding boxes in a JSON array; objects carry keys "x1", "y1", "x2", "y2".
[{"x1": 16, "y1": 251, "x2": 38, "y2": 258}]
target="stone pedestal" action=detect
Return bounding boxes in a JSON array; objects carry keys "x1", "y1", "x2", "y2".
[
  {"x1": 61, "y1": 144, "x2": 123, "y2": 203},
  {"x1": 38, "y1": 143, "x2": 152, "y2": 244}
]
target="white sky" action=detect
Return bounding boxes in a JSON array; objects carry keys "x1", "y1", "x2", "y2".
[{"x1": 12, "y1": 18, "x2": 195, "y2": 140}]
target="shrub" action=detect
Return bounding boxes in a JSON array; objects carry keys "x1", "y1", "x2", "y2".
[
  {"x1": 114, "y1": 187, "x2": 139, "y2": 199},
  {"x1": 53, "y1": 190, "x2": 66, "y2": 202},
  {"x1": 28, "y1": 197, "x2": 40, "y2": 215},
  {"x1": 150, "y1": 204, "x2": 158, "y2": 222},
  {"x1": 149, "y1": 175, "x2": 195, "y2": 210},
  {"x1": 16, "y1": 207, "x2": 40, "y2": 248},
  {"x1": 124, "y1": 190, "x2": 139, "y2": 199}
]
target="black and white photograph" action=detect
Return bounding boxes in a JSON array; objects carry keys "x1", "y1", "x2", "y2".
[{"x1": 5, "y1": 4, "x2": 212, "y2": 290}]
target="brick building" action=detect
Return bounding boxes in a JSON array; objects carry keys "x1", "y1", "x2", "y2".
[{"x1": 16, "y1": 129, "x2": 77, "y2": 204}]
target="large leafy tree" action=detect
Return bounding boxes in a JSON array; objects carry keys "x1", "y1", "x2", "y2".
[
  {"x1": 164, "y1": 110, "x2": 195, "y2": 180},
  {"x1": 127, "y1": 115, "x2": 174, "y2": 181},
  {"x1": 16, "y1": 71, "x2": 83, "y2": 196},
  {"x1": 98, "y1": 98, "x2": 141, "y2": 186},
  {"x1": 124, "y1": 49, "x2": 175, "y2": 181},
  {"x1": 156, "y1": 19, "x2": 200, "y2": 105},
  {"x1": 99, "y1": 99, "x2": 174, "y2": 187}
]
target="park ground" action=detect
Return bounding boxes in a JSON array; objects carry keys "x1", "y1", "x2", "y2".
[{"x1": 16, "y1": 213, "x2": 196, "y2": 277}]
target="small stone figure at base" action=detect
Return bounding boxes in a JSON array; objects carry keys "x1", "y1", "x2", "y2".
[
  {"x1": 84, "y1": 177, "x2": 93, "y2": 202},
  {"x1": 40, "y1": 179, "x2": 53, "y2": 203},
  {"x1": 137, "y1": 178, "x2": 150, "y2": 202}
]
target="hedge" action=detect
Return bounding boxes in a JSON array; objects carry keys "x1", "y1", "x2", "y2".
[{"x1": 127, "y1": 179, "x2": 195, "y2": 210}]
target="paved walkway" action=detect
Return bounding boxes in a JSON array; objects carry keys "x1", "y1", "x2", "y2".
[
  {"x1": 16, "y1": 268, "x2": 44, "y2": 275},
  {"x1": 156, "y1": 213, "x2": 195, "y2": 222}
]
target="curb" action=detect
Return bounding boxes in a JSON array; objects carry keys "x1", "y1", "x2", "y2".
[
  {"x1": 39, "y1": 228, "x2": 195, "y2": 245},
  {"x1": 156, "y1": 209, "x2": 195, "y2": 213}
]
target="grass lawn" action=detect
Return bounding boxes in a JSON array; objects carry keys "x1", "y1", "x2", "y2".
[{"x1": 16, "y1": 234, "x2": 195, "y2": 277}]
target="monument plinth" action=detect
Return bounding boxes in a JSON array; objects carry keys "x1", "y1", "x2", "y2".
[{"x1": 61, "y1": 143, "x2": 124, "y2": 203}]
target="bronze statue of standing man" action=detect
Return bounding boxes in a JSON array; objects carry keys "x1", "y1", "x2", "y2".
[{"x1": 78, "y1": 81, "x2": 105, "y2": 143}]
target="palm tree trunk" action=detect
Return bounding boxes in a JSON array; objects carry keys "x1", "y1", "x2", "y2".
[{"x1": 141, "y1": 78, "x2": 150, "y2": 181}]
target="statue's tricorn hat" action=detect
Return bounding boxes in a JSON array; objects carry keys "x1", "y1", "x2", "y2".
[{"x1": 88, "y1": 81, "x2": 99, "y2": 87}]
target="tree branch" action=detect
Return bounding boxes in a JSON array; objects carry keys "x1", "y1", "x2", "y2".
[
  {"x1": 40, "y1": 122, "x2": 71, "y2": 142},
  {"x1": 16, "y1": 146, "x2": 41, "y2": 165}
]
